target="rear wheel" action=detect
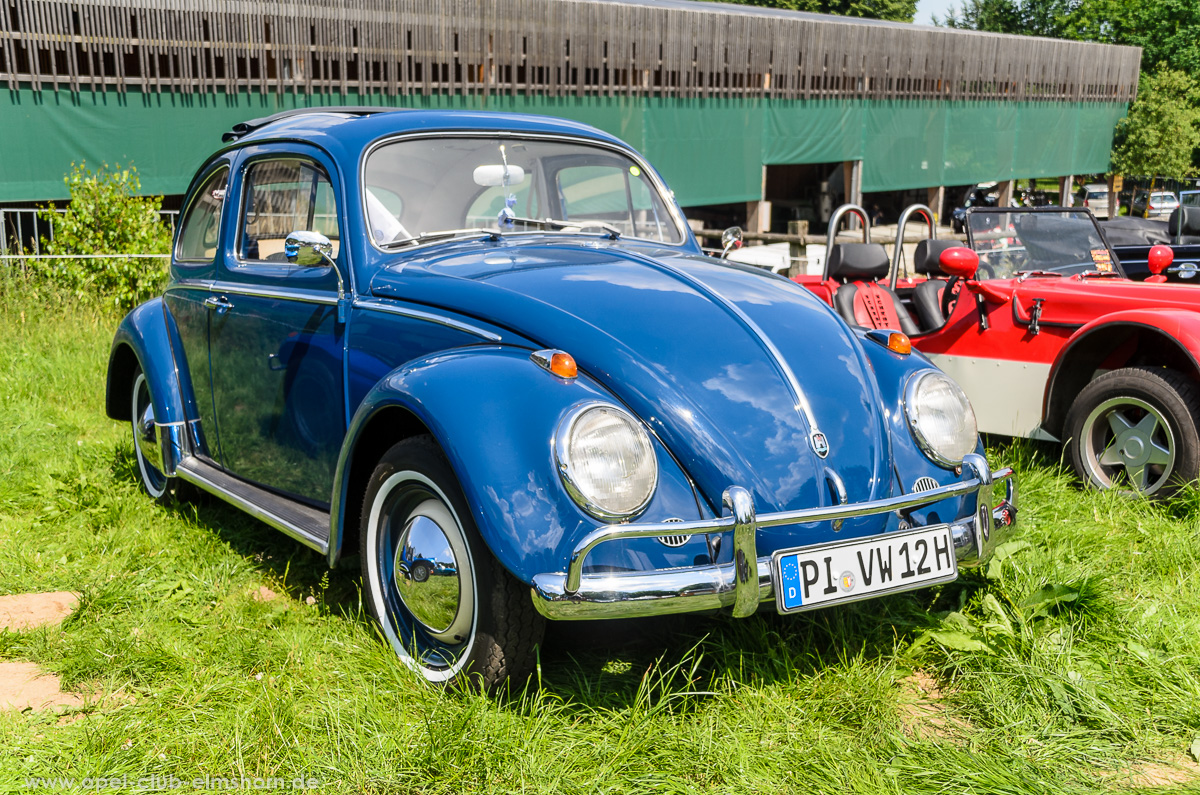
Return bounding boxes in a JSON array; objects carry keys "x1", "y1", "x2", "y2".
[
  {"x1": 360, "y1": 435, "x2": 544, "y2": 691},
  {"x1": 1065, "y1": 366, "x2": 1200, "y2": 498}
]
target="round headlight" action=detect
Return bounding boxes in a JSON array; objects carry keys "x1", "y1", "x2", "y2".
[
  {"x1": 904, "y1": 371, "x2": 979, "y2": 466},
  {"x1": 555, "y1": 404, "x2": 658, "y2": 521}
]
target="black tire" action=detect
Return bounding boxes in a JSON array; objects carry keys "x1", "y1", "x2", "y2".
[
  {"x1": 130, "y1": 364, "x2": 188, "y2": 503},
  {"x1": 411, "y1": 561, "x2": 431, "y2": 583},
  {"x1": 360, "y1": 435, "x2": 544, "y2": 691},
  {"x1": 1064, "y1": 366, "x2": 1200, "y2": 498}
]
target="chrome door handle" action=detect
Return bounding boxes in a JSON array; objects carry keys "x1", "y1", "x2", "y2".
[{"x1": 204, "y1": 295, "x2": 233, "y2": 314}]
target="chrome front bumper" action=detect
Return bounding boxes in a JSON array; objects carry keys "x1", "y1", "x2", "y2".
[{"x1": 531, "y1": 453, "x2": 1017, "y2": 620}]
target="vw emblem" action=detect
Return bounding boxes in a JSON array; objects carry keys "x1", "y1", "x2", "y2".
[{"x1": 811, "y1": 431, "x2": 830, "y2": 458}]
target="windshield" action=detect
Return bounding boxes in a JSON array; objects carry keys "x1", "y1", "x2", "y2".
[
  {"x1": 363, "y1": 136, "x2": 684, "y2": 246},
  {"x1": 966, "y1": 209, "x2": 1120, "y2": 278}
]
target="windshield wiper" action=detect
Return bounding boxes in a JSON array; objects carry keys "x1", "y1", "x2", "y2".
[
  {"x1": 378, "y1": 229, "x2": 497, "y2": 249},
  {"x1": 506, "y1": 215, "x2": 622, "y2": 240}
]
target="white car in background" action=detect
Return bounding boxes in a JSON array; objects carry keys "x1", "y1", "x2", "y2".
[{"x1": 1077, "y1": 183, "x2": 1110, "y2": 219}]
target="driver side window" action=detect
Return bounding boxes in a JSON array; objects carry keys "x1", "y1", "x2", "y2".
[{"x1": 238, "y1": 159, "x2": 341, "y2": 263}]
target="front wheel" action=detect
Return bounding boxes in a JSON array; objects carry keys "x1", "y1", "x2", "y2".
[
  {"x1": 130, "y1": 365, "x2": 186, "y2": 502},
  {"x1": 1065, "y1": 366, "x2": 1200, "y2": 498},
  {"x1": 360, "y1": 435, "x2": 544, "y2": 691}
]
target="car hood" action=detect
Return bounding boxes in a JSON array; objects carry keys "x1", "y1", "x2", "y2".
[{"x1": 370, "y1": 240, "x2": 895, "y2": 518}]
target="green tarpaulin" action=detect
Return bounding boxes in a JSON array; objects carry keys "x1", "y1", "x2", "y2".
[{"x1": 0, "y1": 88, "x2": 1127, "y2": 205}]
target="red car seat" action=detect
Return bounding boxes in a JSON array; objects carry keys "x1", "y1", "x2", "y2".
[
  {"x1": 829, "y1": 243, "x2": 920, "y2": 335},
  {"x1": 910, "y1": 239, "x2": 962, "y2": 332}
]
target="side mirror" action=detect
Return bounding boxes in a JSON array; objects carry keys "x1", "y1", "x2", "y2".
[
  {"x1": 939, "y1": 247, "x2": 979, "y2": 279},
  {"x1": 721, "y1": 226, "x2": 744, "y2": 258},
  {"x1": 285, "y1": 230, "x2": 335, "y2": 267},
  {"x1": 1148, "y1": 244, "x2": 1174, "y2": 276},
  {"x1": 285, "y1": 229, "x2": 346, "y2": 322}
]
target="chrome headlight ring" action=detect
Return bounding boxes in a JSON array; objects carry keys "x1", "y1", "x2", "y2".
[
  {"x1": 554, "y1": 402, "x2": 659, "y2": 522},
  {"x1": 904, "y1": 370, "x2": 979, "y2": 468}
]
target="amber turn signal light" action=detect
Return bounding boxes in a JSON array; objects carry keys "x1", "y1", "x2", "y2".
[
  {"x1": 887, "y1": 332, "x2": 912, "y2": 355},
  {"x1": 531, "y1": 349, "x2": 578, "y2": 379}
]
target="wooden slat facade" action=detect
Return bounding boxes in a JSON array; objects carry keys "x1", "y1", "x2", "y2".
[{"x1": 0, "y1": 0, "x2": 1141, "y2": 103}]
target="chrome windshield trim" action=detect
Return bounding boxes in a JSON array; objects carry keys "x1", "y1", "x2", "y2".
[
  {"x1": 353, "y1": 298, "x2": 502, "y2": 341},
  {"x1": 359, "y1": 130, "x2": 689, "y2": 255}
]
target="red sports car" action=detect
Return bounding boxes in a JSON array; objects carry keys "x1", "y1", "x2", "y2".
[{"x1": 792, "y1": 204, "x2": 1198, "y2": 498}]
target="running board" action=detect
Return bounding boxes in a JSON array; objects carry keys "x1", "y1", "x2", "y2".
[{"x1": 175, "y1": 458, "x2": 330, "y2": 554}]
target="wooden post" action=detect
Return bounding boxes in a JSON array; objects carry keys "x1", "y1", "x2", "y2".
[
  {"x1": 996, "y1": 180, "x2": 1013, "y2": 208},
  {"x1": 746, "y1": 200, "x2": 772, "y2": 241},
  {"x1": 926, "y1": 186, "x2": 945, "y2": 225},
  {"x1": 843, "y1": 160, "x2": 862, "y2": 228},
  {"x1": 1058, "y1": 175, "x2": 1074, "y2": 207},
  {"x1": 787, "y1": 219, "x2": 809, "y2": 277}
]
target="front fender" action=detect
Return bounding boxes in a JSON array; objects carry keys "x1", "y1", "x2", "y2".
[
  {"x1": 329, "y1": 346, "x2": 705, "y2": 581},
  {"x1": 1043, "y1": 309, "x2": 1200, "y2": 437},
  {"x1": 106, "y1": 298, "x2": 190, "y2": 427}
]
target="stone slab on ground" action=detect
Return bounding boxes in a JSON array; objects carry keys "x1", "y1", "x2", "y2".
[
  {"x1": 0, "y1": 662, "x2": 85, "y2": 711},
  {"x1": 0, "y1": 591, "x2": 79, "y2": 632}
]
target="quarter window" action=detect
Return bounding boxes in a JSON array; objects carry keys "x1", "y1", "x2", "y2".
[
  {"x1": 239, "y1": 160, "x2": 340, "y2": 263},
  {"x1": 176, "y1": 166, "x2": 228, "y2": 262}
]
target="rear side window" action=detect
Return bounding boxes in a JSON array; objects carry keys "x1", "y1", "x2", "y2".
[
  {"x1": 176, "y1": 167, "x2": 228, "y2": 262},
  {"x1": 238, "y1": 159, "x2": 341, "y2": 263}
]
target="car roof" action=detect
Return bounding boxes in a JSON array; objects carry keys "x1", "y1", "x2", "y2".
[{"x1": 222, "y1": 107, "x2": 629, "y2": 154}]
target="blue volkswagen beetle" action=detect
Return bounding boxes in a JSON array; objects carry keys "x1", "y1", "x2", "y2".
[{"x1": 106, "y1": 108, "x2": 1017, "y2": 690}]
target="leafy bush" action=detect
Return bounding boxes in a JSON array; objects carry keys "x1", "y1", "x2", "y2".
[{"x1": 37, "y1": 163, "x2": 172, "y2": 311}]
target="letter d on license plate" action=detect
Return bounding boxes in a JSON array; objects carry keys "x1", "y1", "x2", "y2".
[{"x1": 772, "y1": 525, "x2": 957, "y2": 613}]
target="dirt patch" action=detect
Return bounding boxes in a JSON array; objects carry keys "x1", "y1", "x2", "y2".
[
  {"x1": 897, "y1": 671, "x2": 970, "y2": 742},
  {"x1": 1102, "y1": 758, "x2": 1200, "y2": 789},
  {"x1": 252, "y1": 586, "x2": 278, "y2": 602},
  {"x1": 0, "y1": 592, "x2": 79, "y2": 632},
  {"x1": 0, "y1": 662, "x2": 85, "y2": 712}
]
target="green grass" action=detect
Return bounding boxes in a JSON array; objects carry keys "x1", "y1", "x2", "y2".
[{"x1": 2, "y1": 275, "x2": 1199, "y2": 793}]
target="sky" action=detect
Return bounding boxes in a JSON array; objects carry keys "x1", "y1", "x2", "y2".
[{"x1": 914, "y1": 0, "x2": 959, "y2": 25}]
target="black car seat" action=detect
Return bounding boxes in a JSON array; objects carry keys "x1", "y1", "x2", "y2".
[
  {"x1": 910, "y1": 239, "x2": 961, "y2": 332},
  {"x1": 829, "y1": 243, "x2": 920, "y2": 335},
  {"x1": 1168, "y1": 206, "x2": 1200, "y2": 245}
]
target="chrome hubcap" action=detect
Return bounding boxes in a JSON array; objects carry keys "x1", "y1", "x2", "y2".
[
  {"x1": 393, "y1": 505, "x2": 466, "y2": 642},
  {"x1": 1082, "y1": 397, "x2": 1175, "y2": 494},
  {"x1": 131, "y1": 373, "x2": 167, "y2": 496}
]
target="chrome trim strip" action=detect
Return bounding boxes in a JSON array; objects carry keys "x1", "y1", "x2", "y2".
[
  {"x1": 561, "y1": 456, "x2": 1015, "y2": 594},
  {"x1": 353, "y1": 298, "x2": 502, "y2": 341},
  {"x1": 175, "y1": 460, "x2": 330, "y2": 555},
  {"x1": 204, "y1": 281, "x2": 339, "y2": 305}
]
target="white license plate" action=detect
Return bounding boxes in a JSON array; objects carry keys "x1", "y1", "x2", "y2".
[{"x1": 772, "y1": 525, "x2": 957, "y2": 613}]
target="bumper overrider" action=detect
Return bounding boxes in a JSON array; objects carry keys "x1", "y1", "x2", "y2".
[{"x1": 531, "y1": 453, "x2": 1016, "y2": 620}]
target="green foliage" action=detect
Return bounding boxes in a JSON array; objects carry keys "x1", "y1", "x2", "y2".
[
  {"x1": 939, "y1": 0, "x2": 1072, "y2": 36},
  {"x1": 37, "y1": 163, "x2": 171, "y2": 312},
  {"x1": 705, "y1": 0, "x2": 918, "y2": 23},
  {"x1": 1111, "y1": 68, "x2": 1200, "y2": 177}
]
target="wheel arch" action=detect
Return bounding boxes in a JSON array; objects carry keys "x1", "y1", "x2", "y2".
[
  {"x1": 1044, "y1": 314, "x2": 1200, "y2": 439},
  {"x1": 330, "y1": 402, "x2": 433, "y2": 568},
  {"x1": 106, "y1": 298, "x2": 190, "y2": 426}
]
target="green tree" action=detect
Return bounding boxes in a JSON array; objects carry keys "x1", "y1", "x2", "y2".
[
  {"x1": 38, "y1": 163, "x2": 172, "y2": 311},
  {"x1": 939, "y1": 0, "x2": 1068, "y2": 36},
  {"x1": 710, "y1": 0, "x2": 918, "y2": 23},
  {"x1": 1111, "y1": 68, "x2": 1200, "y2": 177}
]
